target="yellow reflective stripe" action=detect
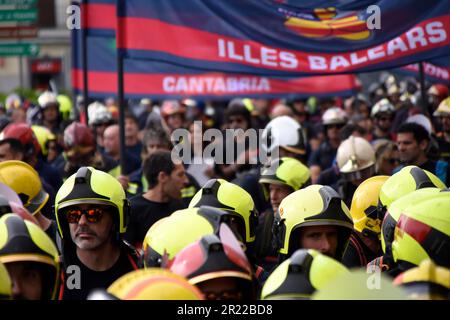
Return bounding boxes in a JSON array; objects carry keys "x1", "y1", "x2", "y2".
[
  {"x1": 181, "y1": 186, "x2": 196, "y2": 198},
  {"x1": 127, "y1": 182, "x2": 139, "y2": 195}
]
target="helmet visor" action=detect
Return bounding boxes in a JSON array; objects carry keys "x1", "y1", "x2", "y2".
[{"x1": 26, "y1": 188, "x2": 49, "y2": 215}]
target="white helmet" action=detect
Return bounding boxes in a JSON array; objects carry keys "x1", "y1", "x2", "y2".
[
  {"x1": 371, "y1": 98, "x2": 395, "y2": 118},
  {"x1": 337, "y1": 136, "x2": 376, "y2": 181},
  {"x1": 322, "y1": 107, "x2": 347, "y2": 126},
  {"x1": 261, "y1": 116, "x2": 306, "y2": 156},
  {"x1": 38, "y1": 91, "x2": 58, "y2": 108},
  {"x1": 406, "y1": 114, "x2": 432, "y2": 137},
  {"x1": 88, "y1": 101, "x2": 112, "y2": 126}
]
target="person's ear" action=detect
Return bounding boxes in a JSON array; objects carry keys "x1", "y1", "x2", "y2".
[
  {"x1": 158, "y1": 171, "x2": 168, "y2": 184},
  {"x1": 419, "y1": 139, "x2": 428, "y2": 152}
]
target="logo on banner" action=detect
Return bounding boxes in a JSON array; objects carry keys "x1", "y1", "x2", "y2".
[{"x1": 283, "y1": 7, "x2": 372, "y2": 41}]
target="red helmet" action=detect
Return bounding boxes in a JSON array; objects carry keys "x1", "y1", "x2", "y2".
[
  {"x1": 167, "y1": 224, "x2": 256, "y2": 300},
  {"x1": 161, "y1": 100, "x2": 186, "y2": 118},
  {"x1": 0, "y1": 123, "x2": 41, "y2": 158},
  {"x1": 63, "y1": 122, "x2": 95, "y2": 157},
  {"x1": 428, "y1": 84, "x2": 449, "y2": 100}
]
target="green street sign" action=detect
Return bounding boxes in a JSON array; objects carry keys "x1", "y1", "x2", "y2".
[
  {"x1": 0, "y1": 8, "x2": 37, "y2": 23},
  {"x1": 0, "y1": 43, "x2": 39, "y2": 56},
  {"x1": 0, "y1": 0, "x2": 37, "y2": 6}
]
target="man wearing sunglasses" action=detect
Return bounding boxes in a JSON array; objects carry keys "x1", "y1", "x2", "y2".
[{"x1": 55, "y1": 166, "x2": 139, "y2": 300}]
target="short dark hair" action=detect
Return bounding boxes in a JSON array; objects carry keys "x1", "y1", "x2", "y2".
[
  {"x1": 225, "y1": 99, "x2": 252, "y2": 126},
  {"x1": 125, "y1": 112, "x2": 139, "y2": 126},
  {"x1": 0, "y1": 138, "x2": 25, "y2": 156},
  {"x1": 340, "y1": 123, "x2": 367, "y2": 141},
  {"x1": 143, "y1": 150, "x2": 175, "y2": 189},
  {"x1": 143, "y1": 127, "x2": 171, "y2": 149},
  {"x1": 397, "y1": 122, "x2": 429, "y2": 143}
]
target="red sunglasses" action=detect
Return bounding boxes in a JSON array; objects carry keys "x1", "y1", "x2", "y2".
[{"x1": 65, "y1": 207, "x2": 105, "y2": 224}]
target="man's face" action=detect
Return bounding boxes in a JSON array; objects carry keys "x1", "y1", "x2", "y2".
[
  {"x1": 227, "y1": 115, "x2": 248, "y2": 131},
  {"x1": 162, "y1": 164, "x2": 189, "y2": 200},
  {"x1": 103, "y1": 127, "x2": 119, "y2": 156},
  {"x1": 269, "y1": 184, "x2": 293, "y2": 212},
  {"x1": 299, "y1": 225, "x2": 339, "y2": 258},
  {"x1": 166, "y1": 113, "x2": 184, "y2": 131},
  {"x1": 0, "y1": 142, "x2": 22, "y2": 162},
  {"x1": 441, "y1": 116, "x2": 450, "y2": 133},
  {"x1": 10, "y1": 109, "x2": 27, "y2": 124},
  {"x1": 397, "y1": 132, "x2": 426, "y2": 164},
  {"x1": 196, "y1": 277, "x2": 246, "y2": 300},
  {"x1": 325, "y1": 124, "x2": 343, "y2": 140},
  {"x1": 6, "y1": 262, "x2": 43, "y2": 300},
  {"x1": 145, "y1": 139, "x2": 170, "y2": 158},
  {"x1": 125, "y1": 118, "x2": 139, "y2": 142},
  {"x1": 375, "y1": 114, "x2": 394, "y2": 132},
  {"x1": 42, "y1": 104, "x2": 59, "y2": 122},
  {"x1": 68, "y1": 204, "x2": 115, "y2": 250}
]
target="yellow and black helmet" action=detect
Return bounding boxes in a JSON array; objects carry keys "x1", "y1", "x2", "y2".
[
  {"x1": 394, "y1": 259, "x2": 450, "y2": 300},
  {"x1": 381, "y1": 187, "x2": 443, "y2": 258},
  {"x1": 142, "y1": 206, "x2": 229, "y2": 268},
  {"x1": 189, "y1": 179, "x2": 258, "y2": 244},
  {"x1": 379, "y1": 165, "x2": 446, "y2": 210},
  {"x1": 0, "y1": 214, "x2": 60, "y2": 300},
  {"x1": 312, "y1": 269, "x2": 408, "y2": 300},
  {"x1": 259, "y1": 157, "x2": 311, "y2": 196},
  {"x1": 276, "y1": 185, "x2": 353, "y2": 260},
  {"x1": 99, "y1": 269, "x2": 204, "y2": 300},
  {"x1": 261, "y1": 249, "x2": 349, "y2": 300},
  {"x1": 0, "y1": 261, "x2": 11, "y2": 300},
  {"x1": 54, "y1": 166, "x2": 130, "y2": 240},
  {"x1": 391, "y1": 191, "x2": 450, "y2": 271},
  {"x1": 0, "y1": 160, "x2": 49, "y2": 215},
  {"x1": 350, "y1": 175, "x2": 389, "y2": 239}
]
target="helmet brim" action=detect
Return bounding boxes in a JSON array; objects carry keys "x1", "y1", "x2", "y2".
[
  {"x1": 188, "y1": 271, "x2": 253, "y2": 285},
  {"x1": 27, "y1": 189, "x2": 49, "y2": 215}
]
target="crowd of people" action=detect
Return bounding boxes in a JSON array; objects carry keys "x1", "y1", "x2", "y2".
[{"x1": 0, "y1": 72, "x2": 449, "y2": 300}]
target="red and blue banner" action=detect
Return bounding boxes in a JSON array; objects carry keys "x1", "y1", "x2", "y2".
[
  {"x1": 117, "y1": 0, "x2": 450, "y2": 75},
  {"x1": 397, "y1": 57, "x2": 450, "y2": 85},
  {"x1": 72, "y1": 0, "x2": 360, "y2": 99}
]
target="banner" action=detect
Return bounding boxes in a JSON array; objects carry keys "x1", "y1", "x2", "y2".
[
  {"x1": 117, "y1": 0, "x2": 450, "y2": 75},
  {"x1": 72, "y1": 32, "x2": 360, "y2": 99},
  {"x1": 396, "y1": 57, "x2": 450, "y2": 85},
  {"x1": 71, "y1": 0, "x2": 360, "y2": 99}
]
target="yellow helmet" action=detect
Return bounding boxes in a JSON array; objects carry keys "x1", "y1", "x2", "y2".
[
  {"x1": 0, "y1": 160, "x2": 49, "y2": 215},
  {"x1": 54, "y1": 166, "x2": 130, "y2": 240},
  {"x1": 189, "y1": 179, "x2": 258, "y2": 244},
  {"x1": 350, "y1": 175, "x2": 389, "y2": 239},
  {"x1": 106, "y1": 269, "x2": 204, "y2": 300},
  {"x1": 276, "y1": 185, "x2": 353, "y2": 259},
  {"x1": 31, "y1": 125, "x2": 56, "y2": 157},
  {"x1": 259, "y1": 157, "x2": 311, "y2": 196},
  {"x1": 261, "y1": 249, "x2": 349, "y2": 300},
  {"x1": 391, "y1": 191, "x2": 450, "y2": 271},
  {"x1": 394, "y1": 259, "x2": 450, "y2": 300},
  {"x1": 57, "y1": 94, "x2": 73, "y2": 121},
  {"x1": 0, "y1": 261, "x2": 11, "y2": 300},
  {"x1": 0, "y1": 214, "x2": 60, "y2": 299},
  {"x1": 312, "y1": 269, "x2": 408, "y2": 300},
  {"x1": 381, "y1": 187, "x2": 443, "y2": 257},
  {"x1": 142, "y1": 206, "x2": 228, "y2": 268},
  {"x1": 433, "y1": 97, "x2": 450, "y2": 117},
  {"x1": 379, "y1": 166, "x2": 446, "y2": 209}
]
